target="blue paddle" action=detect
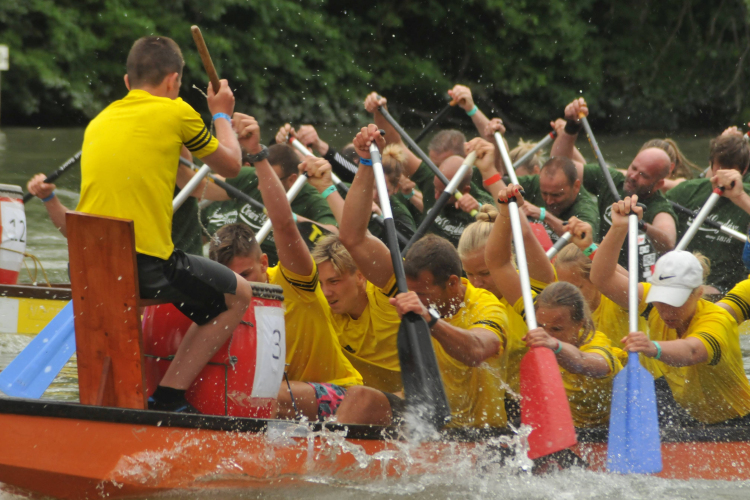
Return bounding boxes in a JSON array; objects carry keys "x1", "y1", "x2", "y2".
[
  {"x1": 607, "y1": 212, "x2": 662, "y2": 474},
  {"x1": 0, "y1": 301, "x2": 76, "y2": 398}
]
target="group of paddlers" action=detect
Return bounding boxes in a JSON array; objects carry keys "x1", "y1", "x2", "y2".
[{"x1": 24, "y1": 35, "x2": 750, "y2": 430}]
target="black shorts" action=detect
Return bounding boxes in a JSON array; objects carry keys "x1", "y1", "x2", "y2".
[
  {"x1": 137, "y1": 249, "x2": 237, "y2": 326},
  {"x1": 382, "y1": 391, "x2": 407, "y2": 423}
]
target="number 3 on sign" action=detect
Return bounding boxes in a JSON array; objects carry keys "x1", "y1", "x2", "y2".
[{"x1": 251, "y1": 305, "x2": 286, "y2": 399}]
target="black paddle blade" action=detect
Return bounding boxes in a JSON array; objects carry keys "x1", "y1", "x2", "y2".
[{"x1": 397, "y1": 312, "x2": 452, "y2": 429}]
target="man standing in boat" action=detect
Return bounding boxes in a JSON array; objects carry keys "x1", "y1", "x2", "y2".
[{"x1": 31, "y1": 36, "x2": 254, "y2": 413}]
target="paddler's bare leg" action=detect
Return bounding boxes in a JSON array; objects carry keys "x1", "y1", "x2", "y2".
[
  {"x1": 159, "y1": 277, "x2": 253, "y2": 389},
  {"x1": 336, "y1": 386, "x2": 393, "y2": 425},
  {"x1": 275, "y1": 381, "x2": 319, "y2": 421}
]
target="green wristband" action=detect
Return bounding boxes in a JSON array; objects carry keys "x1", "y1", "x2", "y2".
[
  {"x1": 539, "y1": 207, "x2": 546, "y2": 221},
  {"x1": 466, "y1": 105, "x2": 478, "y2": 117},
  {"x1": 553, "y1": 340, "x2": 563, "y2": 354},
  {"x1": 653, "y1": 341, "x2": 662, "y2": 360},
  {"x1": 321, "y1": 185, "x2": 337, "y2": 199},
  {"x1": 583, "y1": 243, "x2": 598, "y2": 257}
]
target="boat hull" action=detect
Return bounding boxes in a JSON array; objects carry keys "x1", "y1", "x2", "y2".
[
  {"x1": 0, "y1": 284, "x2": 70, "y2": 335},
  {"x1": 3, "y1": 398, "x2": 750, "y2": 499}
]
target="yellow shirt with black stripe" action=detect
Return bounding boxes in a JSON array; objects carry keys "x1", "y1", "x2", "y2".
[
  {"x1": 77, "y1": 89, "x2": 218, "y2": 260},
  {"x1": 593, "y1": 293, "x2": 648, "y2": 346},
  {"x1": 719, "y1": 276, "x2": 750, "y2": 325},
  {"x1": 437, "y1": 279, "x2": 508, "y2": 428},
  {"x1": 267, "y1": 260, "x2": 362, "y2": 387},
  {"x1": 561, "y1": 330, "x2": 623, "y2": 428},
  {"x1": 328, "y1": 275, "x2": 402, "y2": 393},
  {"x1": 642, "y1": 282, "x2": 750, "y2": 423}
]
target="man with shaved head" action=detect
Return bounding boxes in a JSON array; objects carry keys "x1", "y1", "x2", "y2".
[
  {"x1": 551, "y1": 98, "x2": 677, "y2": 281},
  {"x1": 516, "y1": 156, "x2": 600, "y2": 242},
  {"x1": 363, "y1": 91, "x2": 494, "y2": 247}
]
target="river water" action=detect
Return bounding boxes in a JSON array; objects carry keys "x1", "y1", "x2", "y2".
[{"x1": 2, "y1": 126, "x2": 750, "y2": 499}]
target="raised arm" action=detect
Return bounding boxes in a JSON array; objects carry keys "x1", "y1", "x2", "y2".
[
  {"x1": 299, "y1": 156, "x2": 345, "y2": 224},
  {"x1": 505, "y1": 185, "x2": 557, "y2": 284},
  {"x1": 466, "y1": 137, "x2": 502, "y2": 199},
  {"x1": 590, "y1": 196, "x2": 645, "y2": 308},
  {"x1": 338, "y1": 125, "x2": 394, "y2": 289},
  {"x1": 233, "y1": 113, "x2": 311, "y2": 276},
  {"x1": 448, "y1": 85, "x2": 490, "y2": 139},
  {"x1": 198, "y1": 80, "x2": 242, "y2": 178},
  {"x1": 364, "y1": 92, "x2": 422, "y2": 178},
  {"x1": 550, "y1": 99, "x2": 588, "y2": 180},
  {"x1": 713, "y1": 168, "x2": 750, "y2": 215}
]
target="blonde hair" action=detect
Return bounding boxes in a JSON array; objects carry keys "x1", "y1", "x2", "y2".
[
  {"x1": 537, "y1": 281, "x2": 596, "y2": 346},
  {"x1": 692, "y1": 251, "x2": 711, "y2": 282},
  {"x1": 382, "y1": 144, "x2": 406, "y2": 187},
  {"x1": 640, "y1": 138, "x2": 699, "y2": 180},
  {"x1": 311, "y1": 235, "x2": 357, "y2": 275},
  {"x1": 457, "y1": 204, "x2": 498, "y2": 259},
  {"x1": 510, "y1": 139, "x2": 545, "y2": 173},
  {"x1": 555, "y1": 244, "x2": 592, "y2": 280}
]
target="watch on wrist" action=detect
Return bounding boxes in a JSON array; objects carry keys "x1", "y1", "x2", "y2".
[
  {"x1": 243, "y1": 144, "x2": 269, "y2": 163},
  {"x1": 427, "y1": 307, "x2": 440, "y2": 328}
]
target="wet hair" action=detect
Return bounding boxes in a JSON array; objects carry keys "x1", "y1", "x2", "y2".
[
  {"x1": 311, "y1": 234, "x2": 358, "y2": 275},
  {"x1": 382, "y1": 144, "x2": 406, "y2": 187},
  {"x1": 404, "y1": 234, "x2": 462, "y2": 287},
  {"x1": 536, "y1": 281, "x2": 596, "y2": 345},
  {"x1": 510, "y1": 139, "x2": 544, "y2": 174},
  {"x1": 267, "y1": 144, "x2": 300, "y2": 178},
  {"x1": 709, "y1": 134, "x2": 750, "y2": 173},
  {"x1": 640, "y1": 138, "x2": 697, "y2": 180},
  {"x1": 428, "y1": 129, "x2": 466, "y2": 157},
  {"x1": 209, "y1": 223, "x2": 262, "y2": 267},
  {"x1": 555, "y1": 244, "x2": 592, "y2": 280},
  {"x1": 541, "y1": 156, "x2": 578, "y2": 186},
  {"x1": 457, "y1": 205, "x2": 498, "y2": 259},
  {"x1": 126, "y1": 36, "x2": 184, "y2": 88}
]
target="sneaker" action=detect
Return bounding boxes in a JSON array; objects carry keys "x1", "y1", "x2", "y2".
[{"x1": 148, "y1": 396, "x2": 201, "y2": 414}]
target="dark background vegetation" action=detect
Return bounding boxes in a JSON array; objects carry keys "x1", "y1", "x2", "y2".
[{"x1": 2, "y1": 0, "x2": 750, "y2": 132}]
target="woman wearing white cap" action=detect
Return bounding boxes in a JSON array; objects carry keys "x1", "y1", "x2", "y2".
[{"x1": 591, "y1": 196, "x2": 750, "y2": 425}]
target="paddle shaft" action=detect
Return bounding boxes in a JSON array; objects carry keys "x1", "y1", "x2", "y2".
[
  {"x1": 669, "y1": 199, "x2": 747, "y2": 242},
  {"x1": 378, "y1": 104, "x2": 476, "y2": 216},
  {"x1": 494, "y1": 131, "x2": 573, "y2": 256},
  {"x1": 580, "y1": 116, "x2": 620, "y2": 201},
  {"x1": 173, "y1": 164, "x2": 211, "y2": 211},
  {"x1": 178, "y1": 157, "x2": 266, "y2": 212},
  {"x1": 675, "y1": 188, "x2": 723, "y2": 251},
  {"x1": 191, "y1": 26, "x2": 221, "y2": 93},
  {"x1": 413, "y1": 100, "x2": 457, "y2": 144},
  {"x1": 509, "y1": 200, "x2": 537, "y2": 329},
  {"x1": 23, "y1": 151, "x2": 83, "y2": 203},
  {"x1": 256, "y1": 174, "x2": 308, "y2": 243},
  {"x1": 511, "y1": 131, "x2": 557, "y2": 171},
  {"x1": 628, "y1": 214, "x2": 639, "y2": 331},
  {"x1": 403, "y1": 152, "x2": 477, "y2": 254}
]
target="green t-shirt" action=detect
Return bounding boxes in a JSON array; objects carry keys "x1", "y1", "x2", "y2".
[
  {"x1": 517, "y1": 174, "x2": 600, "y2": 243},
  {"x1": 666, "y1": 178, "x2": 750, "y2": 293},
  {"x1": 583, "y1": 164, "x2": 677, "y2": 281},
  {"x1": 411, "y1": 162, "x2": 495, "y2": 247},
  {"x1": 201, "y1": 167, "x2": 337, "y2": 266},
  {"x1": 394, "y1": 190, "x2": 424, "y2": 225},
  {"x1": 172, "y1": 187, "x2": 203, "y2": 256}
]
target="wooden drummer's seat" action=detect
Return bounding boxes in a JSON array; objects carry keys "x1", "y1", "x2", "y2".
[{"x1": 66, "y1": 212, "x2": 170, "y2": 410}]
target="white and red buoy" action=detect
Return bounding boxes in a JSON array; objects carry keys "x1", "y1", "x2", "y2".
[{"x1": 0, "y1": 184, "x2": 26, "y2": 285}]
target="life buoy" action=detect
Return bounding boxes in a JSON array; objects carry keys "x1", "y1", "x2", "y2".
[
  {"x1": 0, "y1": 185, "x2": 26, "y2": 285},
  {"x1": 142, "y1": 282, "x2": 286, "y2": 418}
]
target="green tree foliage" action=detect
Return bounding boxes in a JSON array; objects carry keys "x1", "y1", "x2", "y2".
[{"x1": 1, "y1": 0, "x2": 749, "y2": 131}]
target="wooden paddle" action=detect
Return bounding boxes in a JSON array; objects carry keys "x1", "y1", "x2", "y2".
[
  {"x1": 402, "y1": 152, "x2": 477, "y2": 253},
  {"x1": 675, "y1": 186, "x2": 727, "y2": 251},
  {"x1": 22, "y1": 151, "x2": 82, "y2": 203},
  {"x1": 371, "y1": 142, "x2": 451, "y2": 429},
  {"x1": 606, "y1": 211, "x2": 662, "y2": 473},
  {"x1": 376, "y1": 101, "x2": 477, "y2": 217},
  {"x1": 413, "y1": 98, "x2": 457, "y2": 144}
]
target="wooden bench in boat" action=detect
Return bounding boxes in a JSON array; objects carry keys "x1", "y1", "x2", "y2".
[{"x1": 66, "y1": 212, "x2": 170, "y2": 410}]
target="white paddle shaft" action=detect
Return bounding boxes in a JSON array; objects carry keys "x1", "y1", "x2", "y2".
[
  {"x1": 628, "y1": 214, "x2": 639, "y2": 332},
  {"x1": 546, "y1": 231, "x2": 573, "y2": 259},
  {"x1": 675, "y1": 191, "x2": 721, "y2": 251},
  {"x1": 511, "y1": 132, "x2": 555, "y2": 171},
  {"x1": 256, "y1": 174, "x2": 308, "y2": 243},
  {"x1": 173, "y1": 164, "x2": 211, "y2": 212},
  {"x1": 371, "y1": 144, "x2": 393, "y2": 220},
  {"x1": 509, "y1": 200, "x2": 537, "y2": 330},
  {"x1": 444, "y1": 151, "x2": 477, "y2": 195}
]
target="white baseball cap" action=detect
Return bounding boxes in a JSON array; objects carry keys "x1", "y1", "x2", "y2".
[{"x1": 645, "y1": 251, "x2": 704, "y2": 307}]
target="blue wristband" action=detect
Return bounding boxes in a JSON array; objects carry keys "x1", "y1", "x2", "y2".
[
  {"x1": 41, "y1": 192, "x2": 56, "y2": 203},
  {"x1": 466, "y1": 105, "x2": 479, "y2": 117},
  {"x1": 553, "y1": 340, "x2": 563, "y2": 354},
  {"x1": 212, "y1": 112, "x2": 232, "y2": 123},
  {"x1": 359, "y1": 157, "x2": 373, "y2": 166},
  {"x1": 653, "y1": 341, "x2": 662, "y2": 360},
  {"x1": 539, "y1": 207, "x2": 546, "y2": 221},
  {"x1": 321, "y1": 185, "x2": 337, "y2": 199}
]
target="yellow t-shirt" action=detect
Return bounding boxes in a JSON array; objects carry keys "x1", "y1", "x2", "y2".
[
  {"x1": 561, "y1": 330, "x2": 623, "y2": 428},
  {"x1": 436, "y1": 279, "x2": 508, "y2": 428},
  {"x1": 77, "y1": 89, "x2": 219, "y2": 260},
  {"x1": 719, "y1": 276, "x2": 750, "y2": 325},
  {"x1": 267, "y1": 261, "x2": 362, "y2": 387},
  {"x1": 642, "y1": 282, "x2": 750, "y2": 423},
  {"x1": 592, "y1": 293, "x2": 648, "y2": 346},
  {"x1": 328, "y1": 275, "x2": 402, "y2": 393}
]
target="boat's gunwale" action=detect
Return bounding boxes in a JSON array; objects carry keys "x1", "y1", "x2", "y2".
[
  {"x1": 3, "y1": 396, "x2": 750, "y2": 444},
  {"x1": 0, "y1": 283, "x2": 71, "y2": 300}
]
